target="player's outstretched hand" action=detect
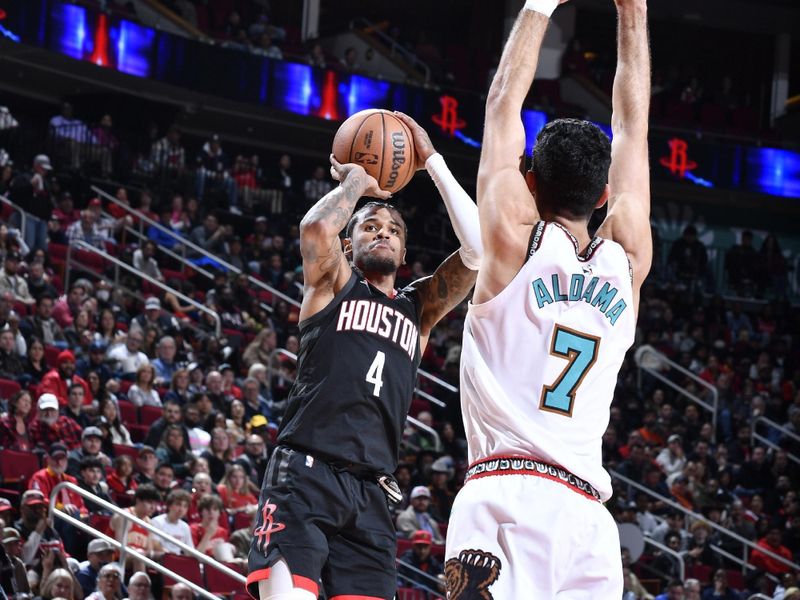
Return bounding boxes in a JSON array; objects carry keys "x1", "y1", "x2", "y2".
[
  {"x1": 329, "y1": 154, "x2": 391, "y2": 200},
  {"x1": 393, "y1": 111, "x2": 436, "y2": 171}
]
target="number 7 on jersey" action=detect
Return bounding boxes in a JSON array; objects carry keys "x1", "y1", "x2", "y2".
[{"x1": 540, "y1": 325, "x2": 600, "y2": 417}]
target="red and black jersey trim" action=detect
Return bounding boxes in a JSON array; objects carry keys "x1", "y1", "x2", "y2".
[{"x1": 527, "y1": 221, "x2": 547, "y2": 258}]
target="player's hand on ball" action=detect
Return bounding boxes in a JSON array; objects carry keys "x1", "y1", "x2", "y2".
[
  {"x1": 329, "y1": 154, "x2": 391, "y2": 200},
  {"x1": 393, "y1": 111, "x2": 436, "y2": 170}
]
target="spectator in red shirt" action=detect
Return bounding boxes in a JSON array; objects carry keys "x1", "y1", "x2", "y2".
[
  {"x1": 52, "y1": 281, "x2": 89, "y2": 329},
  {"x1": 190, "y1": 494, "x2": 230, "y2": 558},
  {"x1": 28, "y1": 442, "x2": 88, "y2": 520},
  {"x1": 216, "y1": 464, "x2": 257, "y2": 517},
  {"x1": 106, "y1": 454, "x2": 138, "y2": 504},
  {"x1": 29, "y1": 393, "x2": 83, "y2": 450},
  {"x1": 39, "y1": 350, "x2": 91, "y2": 407},
  {"x1": 751, "y1": 526, "x2": 794, "y2": 576}
]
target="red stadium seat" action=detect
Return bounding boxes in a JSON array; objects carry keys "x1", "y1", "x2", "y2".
[
  {"x1": 88, "y1": 514, "x2": 112, "y2": 536},
  {"x1": 139, "y1": 405, "x2": 162, "y2": 426},
  {"x1": 397, "y1": 588, "x2": 426, "y2": 600},
  {"x1": 0, "y1": 378, "x2": 21, "y2": 400},
  {"x1": 686, "y1": 564, "x2": 712, "y2": 585},
  {"x1": 726, "y1": 569, "x2": 745, "y2": 591},
  {"x1": 127, "y1": 424, "x2": 149, "y2": 443},
  {"x1": 232, "y1": 511, "x2": 252, "y2": 532},
  {"x1": 44, "y1": 346, "x2": 62, "y2": 367},
  {"x1": 112, "y1": 444, "x2": 139, "y2": 460},
  {"x1": 0, "y1": 450, "x2": 40, "y2": 485},
  {"x1": 49, "y1": 243, "x2": 68, "y2": 262},
  {"x1": 118, "y1": 380, "x2": 134, "y2": 396},
  {"x1": 396, "y1": 537, "x2": 413, "y2": 557},
  {"x1": 117, "y1": 400, "x2": 138, "y2": 425},
  {"x1": 205, "y1": 562, "x2": 243, "y2": 596},
  {"x1": 162, "y1": 554, "x2": 203, "y2": 588}
]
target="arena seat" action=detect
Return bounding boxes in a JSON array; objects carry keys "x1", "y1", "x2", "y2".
[
  {"x1": 0, "y1": 450, "x2": 40, "y2": 485},
  {"x1": 113, "y1": 444, "x2": 139, "y2": 460},
  {"x1": 0, "y1": 378, "x2": 21, "y2": 399},
  {"x1": 162, "y1": 553, "x2": 203, "y2": 587},
  {"x1": 139, "y1": 405, "x2": 162, "y2": 426},
  {"x1": 44, "y1": 345, "x2": 62, "y2": 366},
  {"x1": 205, "y1": 562, "x2": 242, "y2": 596},
  {"x1": 117, "y1": 400, "x2": 138, "y2": 424},
  {"x1": 397, "y1": 588, "x2": 426, "y2": 600},
  {"x1": 396, "y1": 537, "x2": 413, "y2": 557}
]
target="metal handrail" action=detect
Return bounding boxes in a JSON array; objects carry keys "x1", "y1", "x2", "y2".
[
  {"x1": 67, "y1": 240, "x2": 222, "y2": 336},
  {"x1": 611, "y1": 470, "x2": 800, "y2": 573},
  {"x1": 635, "y1": 346, "x2": 719, "y2": 442},
  {"x1": 418, "y1": 368, "x2": 458, "y2": 394},
  {"x1": 0, "y1": 193, "x2": 27, "y2": 240},
  {"x1": 751, "y1": 415, "x2": 800, "y2": 465},
  {"x1": 351, "y1": 17, "x2": 432, "y2": 83},
  {"x1": 709, "y1": 544, "x2": 780, "y2": 586},
  {"x1": 90, "y1": 185, "x2": 300, "y2": 307},
  {"x1": 415, "y1": 388, "x2": 446, "y2": 408},
  {"x1": 642, "y1": 536, "x2": 685, "y2": 582},
  {"x1": 48, "y1": 481, "x2": 245, "y2": 600},
  {"x1": 395, "y1": 557, "x2": 445, "y2": 598}
]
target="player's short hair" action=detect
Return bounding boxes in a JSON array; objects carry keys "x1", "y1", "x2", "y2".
[
  {"x1": 345, "y1": 202, "x2": 408, "y2": 240},
  {"x1": 531, "y1": 118, "x2": 611, "y2": 219}
]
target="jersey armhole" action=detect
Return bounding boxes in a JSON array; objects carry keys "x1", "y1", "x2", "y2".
[{"x1": 298, "y1": 271, "x2": 358, "y2": 333}]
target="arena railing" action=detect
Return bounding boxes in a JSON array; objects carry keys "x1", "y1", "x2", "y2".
[
  {"x1": 48, "y1": 481, "x2": 246, "y2": 600},
  {"x1": 638, "y1": 536, "x2": 686, "y2": 582},
  {"x1": 66, "y1": 240, "x2": 222, "y2": 337},
  {"x1": 349, "y1": 17, "x2": 432, "y2": 83},
  {"x1": 610, "y1": 470, "x2": 800, "y2": 577},
  {"x1": 634, "y1": 345, "x2": 719, "y2": 443},
  {"x1": 751, "y1": 415, "x2": 800, "y2": 466},
  {"x1": 0, "y1": 194, "x2": 27, "y2": 238},
  {"x1": 90, "y1": 185, "x2": 300, "y2": 307},
  {"x1": 395, "y1": 559, "x2": 445, "y2": 598}
]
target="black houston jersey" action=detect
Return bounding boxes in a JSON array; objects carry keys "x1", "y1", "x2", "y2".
[{"x1": 278, "y1": 271, "x2": 422, "y2": 473}]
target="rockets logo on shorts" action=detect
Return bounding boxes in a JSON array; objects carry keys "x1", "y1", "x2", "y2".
[
  {"x1": 253, "y1": 498, "x2": 285, "y2": 554},
  {"x1": 445, "y1": 550, "x2": 502, "y2": 599}
]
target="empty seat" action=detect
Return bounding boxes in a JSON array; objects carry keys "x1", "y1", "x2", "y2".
[
  {"x1": 0, "y1": 450, "x2": 40, "y2": 485},
  {"x1": 139, "y1": 405, "x2": 162, "y2": 426},
  {"x1": 162, "y1": 553, "x2": 203, "y2": 588},
  {"x1": 0, "y1": 378, "x2": 21, "y2": 400}
]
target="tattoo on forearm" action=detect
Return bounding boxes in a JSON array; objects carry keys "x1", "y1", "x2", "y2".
[
  {"x1": 426, "y1": 253, "x2": 477, "y2": 319},
  {"x1": 304, "y1": 172, "x2": 364, "y2": 232}
]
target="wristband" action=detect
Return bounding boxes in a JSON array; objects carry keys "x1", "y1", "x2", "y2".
[{"x1": 524, "y1": 0, "x2": 559, "y2": 17}]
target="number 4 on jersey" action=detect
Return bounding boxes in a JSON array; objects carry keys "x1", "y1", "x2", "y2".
[
  {"x1": 366, "y1": 351, "x2": 386, "y2": 397},
  {"x1": 540, "y1": 325, "x2": 600, "y2": 417}
]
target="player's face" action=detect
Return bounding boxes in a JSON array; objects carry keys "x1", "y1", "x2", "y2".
[{"x1": 348, "y1": 208, "x2": 406, "y2": 275}]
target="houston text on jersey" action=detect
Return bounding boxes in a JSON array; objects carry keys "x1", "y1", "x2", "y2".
[{"x1": 335, "y1": 299, "x2": 419, "y2": 359}]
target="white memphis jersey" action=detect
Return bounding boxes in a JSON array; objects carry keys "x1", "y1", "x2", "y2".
[{"x1": 460, "y1": 221, "x2": 635, "y2": 501}]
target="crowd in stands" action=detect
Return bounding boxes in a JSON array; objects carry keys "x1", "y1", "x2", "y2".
[{"x1": 0, "y1": 74, "x2": 797, "y2": 600}]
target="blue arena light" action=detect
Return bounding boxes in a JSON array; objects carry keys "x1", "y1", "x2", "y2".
[
  {"x1": 343, "y1": 75, "x2": 391, "y2": 117},
  {"x1": 49, "y1": 1, "x2": 88, "y2": 60},
  {"x1": 113, "y1": 19, "x2": 155, "y2": 78},
  {"x1": 521, "y1": 109, "x2": 548, "y2": 155},
  {"x1": 273, "y1": 62, "x2": 316, "y2": 116},
  {"x1": 745, "y1": 147, "x2": 800, "y2": 198}
]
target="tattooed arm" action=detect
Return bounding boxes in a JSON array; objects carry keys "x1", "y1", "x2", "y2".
[
  {"x1": 299, "y1": 155, "x2": 389, "y2": 322},
  {"x1": 411, "y1": 251, "x2": 477, "y2": 353}
]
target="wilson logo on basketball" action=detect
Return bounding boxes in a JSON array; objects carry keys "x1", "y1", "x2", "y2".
[{"x1": 385, "y1": 132, "x2": 406, "y2": 189}]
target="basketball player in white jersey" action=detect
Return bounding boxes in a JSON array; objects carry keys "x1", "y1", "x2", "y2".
[{"x1": 444, "y1": 0, "x2": 651, "y2": 597}]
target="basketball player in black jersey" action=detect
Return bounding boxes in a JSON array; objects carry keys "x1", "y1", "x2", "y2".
[{"x1": 246, "y1": 114, "x2": 482, "y2": 600}]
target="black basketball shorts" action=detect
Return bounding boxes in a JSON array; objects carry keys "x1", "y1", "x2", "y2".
[{"x1": 246, "y1": 445, "x2": 397, "y2": 600}]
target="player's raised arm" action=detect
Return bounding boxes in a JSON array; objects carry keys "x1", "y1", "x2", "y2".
[
  {"x1": 596, "y1": 0, "x2": 652, "y2": 310},
  {"x1": 298, "y1": 156, "x2": 389, "y2": 321},
  {"x1": 476, "y1": 0, "x2": 565, "y2": 301},
  {"x1": 393, "y1": 112, "x2": 479, "y2": 351}
]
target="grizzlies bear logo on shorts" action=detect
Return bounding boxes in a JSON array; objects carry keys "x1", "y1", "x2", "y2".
[{"x1": 444, "y1": 549, "x2": 502, "y2": 599}]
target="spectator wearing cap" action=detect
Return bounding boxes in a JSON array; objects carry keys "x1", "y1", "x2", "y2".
[
  {"x1": 13, "y1": 489, "x2": 63, "y2": 568},
  {"x1": 67, "y1": 426, "x2": 111, "y2": 477},
  {"x1": 151, "y1": 336, "x2": 178, "y2": 386},
  {"x1": 428, "y1": 456, "x2": 455, "y2": 521},
  {"x1": 29, "y1": 393, "x2": 84, "y2": 450},
  {"x1": 396, "y1": 486, "x2": 444, "y2": 544},
  {"x1": 29, "y1": 442, "x2": 88, "y2": 519},
  {"x1": 130, "y1": 297, "x2": 178, "y2": 340},
  {"x1": 76, "y1": 538, "x2": 115, "y2": 597},
  {"x1": 66, "y1": 209, "x2": 105, "y2": 249},
  {"x1": 2, "y1": 526, "x2": 30, "y2": 597},
  {"x1": 60, "y1": 382, "x2": 92, "y2": 430},
  {"x1": 0, "y1": 326, "x2": 24, "y2": 380},
  {"x1": 85, "y1": 562, "x2": 123, "y2": 600},
  {"x1": 77, "y1": 456, "x2": 113, "y2": 513},
  {"x1": 40, "y1": 349, "x2": 92, "y2": 406},
  {"x1": 396, "y1": 529, "x2": 445, "y2": 594},
  {"x1": 108, "y1": 329, "x2": 149, "y2": 376},
  {"x1": 53, "y1": 280, "x2": 90, "y2": 329},
  {"x1": 0, "y1": 251, "x2": 34, "y2": 305},
  {"x1": 76, "y1": 340, "x2": 113, "y2": 382},
  {"x1": 22, "y1": 294, "x2": 67, "y2": 348},
  {"x1": 131, "y1": 446, "x2": 157, "y2": 486},
  {"x1": 0, "y1": 499, "x2": 15, "y2": 528},
  {"x1": 656, "y1": 434, "x2": 687, "y2": 481}
]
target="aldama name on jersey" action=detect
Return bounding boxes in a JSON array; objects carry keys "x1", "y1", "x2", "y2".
[
  {"x1": 336, "y1": 300, "x2": 418, "y2": 359},
  {"x1": 532, "y1": 273, "x2": 628, "y2": 325}
]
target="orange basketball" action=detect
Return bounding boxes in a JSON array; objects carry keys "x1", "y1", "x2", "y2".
[{"x1": 332, "y1": 109, "x2": 417, "y2": 193}]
